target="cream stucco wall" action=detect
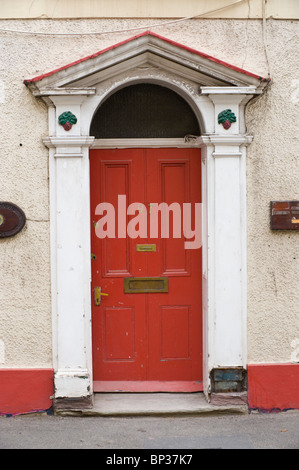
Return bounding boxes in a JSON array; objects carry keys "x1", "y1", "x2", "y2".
[
  {"x1": 0, "y1": 17, "x2": 298, "y2": 368},
  {"x1": 246, "y1": 18, "x2": 299, "y2": 363},
  {"x1": 0, "y1": 0, "x2": 298, "y2": 19}
]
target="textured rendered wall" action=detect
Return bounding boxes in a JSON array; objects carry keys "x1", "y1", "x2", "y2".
[
  {"x1": 245, "y1": 19, "x2": 299, "y2": 364},
  {"x1": 0, "y1": 0, "x2": 298, "y2": 19},
  {"x1": 0, "y1": 18, "x2": 298, "y2": 367}
]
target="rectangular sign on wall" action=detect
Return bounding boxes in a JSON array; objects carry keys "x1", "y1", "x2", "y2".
[{"x1": 270, "y1": 201, "x2": 299, "y2": 230}]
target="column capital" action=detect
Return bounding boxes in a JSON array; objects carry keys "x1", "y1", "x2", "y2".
[
  {"x1": 43, "y1": 136, "x2": 95, "y2": 157},
  {"x1": 197, "y1": 134, "x2": 253, "y2": 147},
  {"x1": 200, "y1": 86, "x2": 261, "y2": 96},
  {"x1": 43, "y1": 136, "x2": 95, "y2": 148}
]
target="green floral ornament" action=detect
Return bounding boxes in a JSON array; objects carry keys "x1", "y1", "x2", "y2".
[
  {"x1": 218, "y1": 109, "x2": 237, "y2": 129},
  {"x1": 58, "y1": 111, "x2": 77, "y2": 131}
]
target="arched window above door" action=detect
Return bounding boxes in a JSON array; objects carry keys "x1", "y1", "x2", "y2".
[{"x1": 90, "y1": 83, "x2": 201, "y2": 138}]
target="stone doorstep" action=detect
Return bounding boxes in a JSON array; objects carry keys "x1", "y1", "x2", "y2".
[{"x1": 54, "y1": 393, "x2": 248, "y2": 417}]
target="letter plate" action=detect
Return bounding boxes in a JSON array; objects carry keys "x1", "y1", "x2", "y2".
[{"x1": 124, "y1": 277, "x2": 168, "y2": 293}]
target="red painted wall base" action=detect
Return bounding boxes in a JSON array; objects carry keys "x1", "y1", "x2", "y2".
[
  {"x1": 1, "y1": 364, "x2": 298, "y2": 415},
  {"x1": 0, "y1": 369, "x2": 53, "y2": 416},
  {"x1": 248, "y1": 363, "x2": 299, "y2": 412}
]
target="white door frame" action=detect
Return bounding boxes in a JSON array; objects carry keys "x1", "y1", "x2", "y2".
[{"x1": 25, "y1": 32, "x2": 268, "y2": 408}]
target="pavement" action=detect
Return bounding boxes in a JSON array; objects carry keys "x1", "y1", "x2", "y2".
[{"x1": 0, "y1": 393, "x2": 298, "y2": 449}]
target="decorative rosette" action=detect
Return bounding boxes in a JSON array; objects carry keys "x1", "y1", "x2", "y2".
[{"x1": 58, "y1": 111, "x2": 77, "y2": 131}]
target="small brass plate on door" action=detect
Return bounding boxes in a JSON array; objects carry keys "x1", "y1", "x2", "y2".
[
  {"x1": 136, "y1": 244, "x2": 156, "y2": 252},
  {"x1": 124, "y1": 277, "x2": 168, "y2": 293}
]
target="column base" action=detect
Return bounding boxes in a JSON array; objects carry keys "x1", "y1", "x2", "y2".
[
  {"x1": 54, "y1": 369, "x2": 92, "y2": 400},
  {"x1": 54, "y1": 395, "x2": 93, "y2": 411}
]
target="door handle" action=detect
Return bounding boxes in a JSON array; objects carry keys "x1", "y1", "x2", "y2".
[{"x1": 94, "y1": 286, "x2": 109, "y2": 306}]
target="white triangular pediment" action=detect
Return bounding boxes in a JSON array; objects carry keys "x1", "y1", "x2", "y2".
[{"x1": 25, "y1": 31, "x2": 269, "y2": 96}]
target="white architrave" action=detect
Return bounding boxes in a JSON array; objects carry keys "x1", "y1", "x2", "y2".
[{"x1": 25, "y1": 33, "x2": 268, "y2": 404}]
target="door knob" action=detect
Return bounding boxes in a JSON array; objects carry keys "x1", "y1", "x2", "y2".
[{"x1": 94, "y1": 286, "x2": 109, "y2": 306}]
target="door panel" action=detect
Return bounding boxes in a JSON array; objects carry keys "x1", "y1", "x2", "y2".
[
  {"x1": 90, "y1": 148, "x2": 202, "y2": 391},
  {"x1": 91, "y1": 150, "x2": 147, "y2": 381},
  {"x1": 104, "y1": 307, "x2": 135, "y2": 361},
  {"x1": 146, "y1": 149, "x2": 202, "y2": 381},
  {"x1": 101, "y1": 160, "x2": 132, "y2": 276},
  {"x1": 159, "y1": 305, "x2": 190, "y2": 360}
]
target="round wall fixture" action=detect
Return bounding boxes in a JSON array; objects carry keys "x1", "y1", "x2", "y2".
[{"x1": 0, "y1": 202, "x2": 26, "y2": 238}]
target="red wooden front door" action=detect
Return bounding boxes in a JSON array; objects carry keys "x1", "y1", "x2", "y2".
[{"x1": 90, "y1": 148, "x2": 202, "y2": 392}]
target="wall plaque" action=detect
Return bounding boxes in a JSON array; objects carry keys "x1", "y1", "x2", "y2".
[
  {"x1": 0, "y1": 202, "x2": 26, "y2": 238},
  {"x1": 270, "y1": 201, "x2": 299, "y2": 230}
]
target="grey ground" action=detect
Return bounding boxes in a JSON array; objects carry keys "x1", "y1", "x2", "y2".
[{"x1": 1, "y1": 410, "x2": 298, "y2": 449}]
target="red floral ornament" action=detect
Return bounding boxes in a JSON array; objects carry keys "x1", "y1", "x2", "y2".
[
  {"x1": 218, "y1": 109, "x2": 237, "y2": 129},
  {"x1": 58, "y1": 111, "x2": 77, "y2": 131}
]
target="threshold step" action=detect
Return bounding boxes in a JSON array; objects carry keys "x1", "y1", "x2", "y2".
[{"x1": 55, "y1": 393, "x2": 248, "y2": 416}]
